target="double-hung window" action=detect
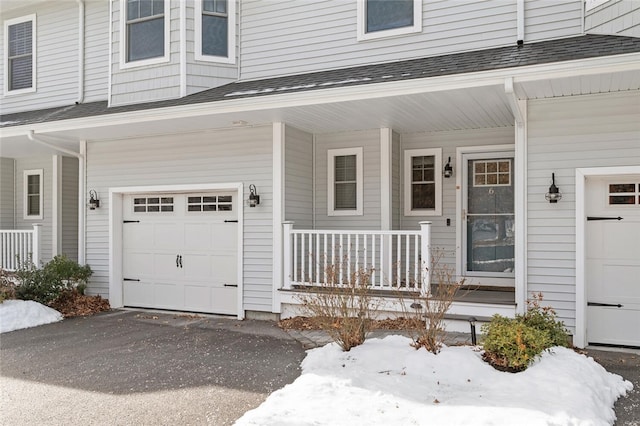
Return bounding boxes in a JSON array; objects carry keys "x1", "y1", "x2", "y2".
[
  {"x1": 24, "y1": 169, "x2": 43, "y2": 220},
  {"x1": 404, "y1": 148, "x2": 442, "y2": 216},
  {"x1": 123, "y1": 0, "x2": 168, "y2": 65},
  {"x1": 357, "y1": 0, "x2": 422, "y2": 41},
  {"x1": 328, "y1": 148, "x2": 363, "y2": 216},
  {"x1": 195, "y1": 0, "x2": 236, "y2": 63},
  {"x1": 4, "y1": 15, "x2": 36, "y2": 94}
]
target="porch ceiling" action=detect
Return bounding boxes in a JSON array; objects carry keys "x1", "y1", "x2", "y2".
[{"x1": 1, "y1": 68, "x2": 639, "y2": 158}]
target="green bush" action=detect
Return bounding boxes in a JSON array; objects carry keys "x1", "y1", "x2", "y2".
[
  {"x1": 481, "y1": 293, "x2": 570, "y2": 372},
  {"x1": 15, "y1": 255, "x2": 92, "y2": 305}
]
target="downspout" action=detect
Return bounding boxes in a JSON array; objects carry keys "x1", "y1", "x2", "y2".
[
  {"x1": 237, "y1": 0, "x2": 242, "y2": 80},
  {"x1": 179, "y1": 0, "x2": 187, "y2": 97},
  {"x1": 76, "y1": 0, "x2": 85, "y2": 104},
  {"x1": 516, "y1": 0, "x2": 524, "y2": 45},
  {"x1": 27, "y1": 131, "x2": 86, "y2": 264}
]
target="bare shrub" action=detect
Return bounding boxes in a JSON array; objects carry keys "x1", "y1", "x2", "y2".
[
  {"x1": 296, "y1": 265, "x2": 379, "y2": 351},
  {"x1": 397, "y1": 251, "x2": 466, "y2": 354},
  {"x1": 0, "y1": 269, "x2": 18, "y2": 302}
]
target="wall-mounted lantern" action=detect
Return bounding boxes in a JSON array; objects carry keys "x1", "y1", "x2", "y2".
[
  {"x1": 443, "y1": 157, "x2": 453, "y2": 178},
  {"x1": 545, "y1": 173, "x2": 562, "y2": 203},
  {"x1": 248, "y1": 184, "x2": 260, "y2": 207},
  {"x1": 88, "y1": 190, "x2": 100, "y2": 210}
]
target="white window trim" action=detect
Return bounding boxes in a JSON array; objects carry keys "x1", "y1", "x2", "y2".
[
  {"x1": 404, "y1": 148, "x2": 442, "y2": 217},
  {"x1": 356, "y1": 0, "x2": 422, "y2": 42},
  {"x1": 3, "y1": 14, "x2": 37, "y2": 96},
  {"x1": 119, "y1": 0, "x2": 170, "y2": 69},
  {"x1": 328, "y1": 147, "x2": 363, "y2": 216},
  {"x1": 194, "y1": 0, "x2": 236, "y2": 64},
  {"x1": 23, "y1": 169, "x2": 43, "y2": 220}
]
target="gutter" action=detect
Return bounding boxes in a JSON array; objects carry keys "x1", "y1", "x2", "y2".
[{"x1": 76, "y1": 0, "x2": 85, "y2": 104}]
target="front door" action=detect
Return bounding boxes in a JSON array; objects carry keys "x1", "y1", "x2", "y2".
[
  {"x1": 586, "y1": 176, "x2": 640, "y2": 347},
  {"x1": 462, "y1": 151, "x2": 515, "y2": 285}
]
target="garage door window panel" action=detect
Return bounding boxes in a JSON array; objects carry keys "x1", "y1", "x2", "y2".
[
  {"x1": 608, "y1": 183, "x2": 639, "y2": 205},
  {"x1": 133, "y1": 196, "x2": 174, "y2": 212},
  {"x1": 188, "y1": 195, "x2": 233, "y2": 212}
]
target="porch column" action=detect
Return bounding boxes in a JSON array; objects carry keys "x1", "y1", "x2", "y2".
[
  {"x1": 419, "y1": 221, "x2": 431, "y2": 295},
  {"x1": 32, "y1": 224, "x2": 42, "y2": 267},
  {"x1": 283, "y1": 221, "x2": 294, "y2": 290},
  {"x1": 272, "y1": 122, "x2": 285, "y2": 312}
]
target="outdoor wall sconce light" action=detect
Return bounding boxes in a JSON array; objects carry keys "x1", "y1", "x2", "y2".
[
  {"x1": 443, "y1": 157, "x2": 453, "y2": 178},
  {"x1": 545, "y1": 173, "x2": 562, "y2": 203},
  {"x1": 248, "y1": 184, "x2": 260, "y2": 207},
  {"x1": 88, "y1": 190, "x2": 100, "y2": 210}
]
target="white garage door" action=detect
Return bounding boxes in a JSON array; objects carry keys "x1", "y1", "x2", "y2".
[
  {"x1": 122, "y1": 193, "x2": 238, "y2": 315},
  {"x1": 586, "y1": 176, "x2": 640, "y2": 347}
]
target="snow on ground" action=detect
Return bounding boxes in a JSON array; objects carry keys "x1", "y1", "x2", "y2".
[
  {"x1": 0, "y1": 300, "x2": 63, "y2": 333},
  {"x1": 235, "y1": 335, "x2": 632, "y2": 426}
]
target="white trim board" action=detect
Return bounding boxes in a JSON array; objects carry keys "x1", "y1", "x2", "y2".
[
  {"x1": 108, "y1": 182, "x2": 245, "y2": 319},
  {"x1": 574, "y1": 165, "x2": 640, "y2": 348}
]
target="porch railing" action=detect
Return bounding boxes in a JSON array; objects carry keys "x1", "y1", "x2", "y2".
[
  {"x1": 0, "y1": 224, "x2": 41, "y2": 271},
  {"x1": 283, "y1": 221, "x2": 431, "y2": 294}
]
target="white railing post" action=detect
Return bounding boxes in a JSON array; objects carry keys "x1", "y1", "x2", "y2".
[
  {"x1": 32, "y1": 224, "x2": 42, "y2": 267},
  {"x1": 419, "y1": 221, "x2": 432, "y2": 295},
  {"x1": 282, "y1": 221, "x2": 294, "y2": 289}
]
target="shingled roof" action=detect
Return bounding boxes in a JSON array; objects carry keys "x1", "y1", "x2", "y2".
[{"x1": 2, "y1": 34, "x2": 639, "y2": 129}]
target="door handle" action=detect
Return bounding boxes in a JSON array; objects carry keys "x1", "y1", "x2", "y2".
[
  {"x1": 176, "y1": 255, "x2": 180, "y2": 268},
  {"x1": 587, "y1": 216, "x2": 623, "y2": 221},
  {"x1": 179, "y1": 255, "x2": 183, "y2": 268},
  {"x1": 588, "y1": 302, "x2": 623, "y2": 308}
]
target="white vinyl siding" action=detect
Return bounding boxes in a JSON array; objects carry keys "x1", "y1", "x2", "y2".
[
  {"x1": 15, "y1": 158, "x2": 53, "y2": 263},
  {"x1": 527, "y1": 90, "x2": 640, "y2": 332},
  {"x1": 0, "y1": 3, "x2": 79, "y2": 114},
  {"x1": 524, "y1": 0, "x2": 583, "y2": 42},
  {"x1": 240, "y1": 0, "x2": 519, "y2": 80},
  {"x1": 0, "y1": 158, "x2": 15, "y2": 229},
  {"x1": 84, "y1": 1, "x2": 110, "y2": 103},
  {"x1": 315, "y1": 130, "x2": 380, "y2": 229},
  {"x1": 401, "y1": 127, "x2": 516, "y2": 271},
  {"x1": 85, "y1": 126, "x2": 274, "y2": 312},
  {"x1": 284, "y1": 125, "x2": 314, "y2": 229},
  {"x1": 61, "y1": 157, "x2": 79, "y2": 262},
  {"x1": 111, "y1": 0, "x2": 180, "y2": 106},
  {"x1": 585, "y1": 0, "x2": 640, "y2": 37}
]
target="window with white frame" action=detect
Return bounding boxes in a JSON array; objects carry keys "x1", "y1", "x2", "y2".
[
  {"x1": 123, "y1": 0, "x2": 168, "y2": 64},
  {"x1": 357, "y1": 0, "x2": 422, "y2": 41},
  {"x1": 4, "y1": 15, "x2": 36, "y2": 93},
  {"x1": 404, "y1": 148, "x2": 442, "y2": 216},
  {"x1": 195, "y1": 0, "x2": 236, "y2": 63},
  {"x1": 24, "y1": 169, "x2": 43, "y2": 220},
  {"x1": 328, "y1": 148, "x2": 363, "y2": 216}
]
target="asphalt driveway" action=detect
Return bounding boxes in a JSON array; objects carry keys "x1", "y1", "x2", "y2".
[{"x1": 0, "y1": 310, "x2": 306, "y2": 425}]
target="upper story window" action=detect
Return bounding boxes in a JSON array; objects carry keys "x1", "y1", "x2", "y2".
[
  {"x1": 4, "y1": 15, "x2": 36, "y2": 94},
  {"x1": 121, "y1": 0, "x2": 169, "y2": 67},
  {"x1": 24, "y1": 169, "x2": 43, "y2": 220},
  {"x1": 357, "y1": 0, "x2": 422, "y2": 41},
  {"x1": 328, "y1": 148, "x2": 363, "y2": 216},
  {"x1": 195, "y1": 0, "x2": 236, "y2": 63},
  {"x1": 404, "y1": 148, "x2": 442, "y2": 216}
]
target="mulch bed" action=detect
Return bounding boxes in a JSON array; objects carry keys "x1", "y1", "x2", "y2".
[
  {"x1": 278, "y1": 316, "x2": 424, "y2": 331},
  {"x1": 48, "y1": 290, "x2": 111, "y2": 318}
]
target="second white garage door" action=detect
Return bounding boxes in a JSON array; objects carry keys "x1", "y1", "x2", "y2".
[{"x1": 122, "y1": 192, "x2": 238, "y2": 315}]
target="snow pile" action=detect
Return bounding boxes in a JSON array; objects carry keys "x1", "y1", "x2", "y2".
[
  {"x1": 0, "y1": 300, "x2": 63, "y2": 333},
  {"x1": 236, "y1": 335, "x2": 632, "y2": 426}
]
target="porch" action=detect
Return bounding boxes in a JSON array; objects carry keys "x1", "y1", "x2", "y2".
[
  {"x1": 0, "y1": 225, "x2": 42, "y2": 271},
  {"x1": 280, "y1": 221, "x2": 517, "y2": 325}
]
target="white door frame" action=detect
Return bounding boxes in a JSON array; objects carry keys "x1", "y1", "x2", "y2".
[
  {"x1": 456, "y1": 145, "x2": 517, "y2": 286},
  {"x1": 108, "y1": 182, "x2": 245, "y2": 319},
  {"x1": 575, "y1": 165, "x2": 640, "y2": 348}
]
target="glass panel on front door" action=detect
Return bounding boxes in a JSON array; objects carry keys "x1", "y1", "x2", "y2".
[{"x1": 466, "y1": 158, "x2": 514, "y2": 275}]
